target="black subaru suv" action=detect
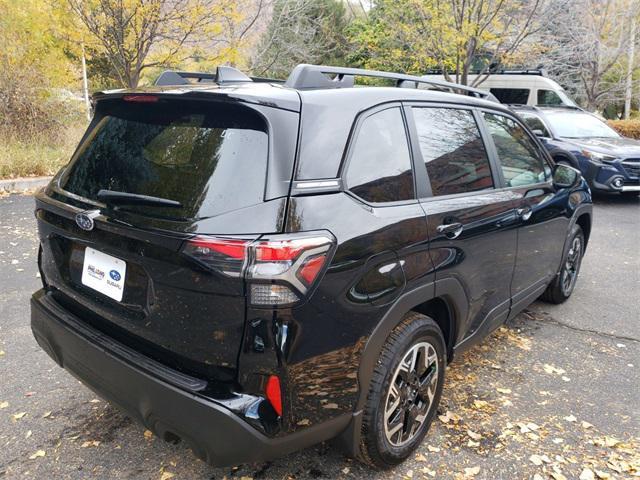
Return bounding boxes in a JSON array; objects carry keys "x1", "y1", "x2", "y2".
[{"x1": 31, "y1": 65, "x2": 592, "y2": 469}]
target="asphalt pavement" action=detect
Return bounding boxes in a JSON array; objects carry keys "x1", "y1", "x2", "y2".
[{"x1": 0, "y1": 192, "x2": 638, "y2": 480}]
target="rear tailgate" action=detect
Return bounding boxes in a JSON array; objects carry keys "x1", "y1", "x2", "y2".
[{"x1": 36, "y1": 94, "x2": 299, "y2": 383}]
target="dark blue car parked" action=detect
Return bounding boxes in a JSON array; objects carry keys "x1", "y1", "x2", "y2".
[{"x1": 511, "y1": 106, "x2": 640, "y2": 193}]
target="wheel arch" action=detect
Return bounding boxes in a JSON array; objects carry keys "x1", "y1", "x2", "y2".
[
  {"x1": 549, "y1": 148, "x2": 580, "y2": 170},
  {"x1": 575, "y1": 212, "x2": 592, "y2": 248},
  {"x1": 335, "y1": 279, "x2": 467, "y2": 459}
]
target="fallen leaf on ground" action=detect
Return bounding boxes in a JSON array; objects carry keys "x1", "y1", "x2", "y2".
[
  {"x1": 25, "y1": 430, "x2": 32, "y2": 439},
  {"x1": 563, "y1": 414, "x2": 577, "y2": 422},
  {"x1": 42, "y1": 411, "x2": 51, "y2": 418},
  {"x1": 81, "y1": 440, "x2": 100, "y2": 448},
  {"x1": 342, "y1": 467, "x2": 350, "y2": 474},
  {"x1": 530, "y1": 455, "x2": 544, "y2": 466},
  {"x1": 159, "y1": 472, "x2": 175, "y2": 480},
  {"x1": 438, "y1": 411, "x2": 460, "y2": 424},
  {"x1": 415, "y1": 453, "x2": 428, "y2": 462},
  {"x1": 579, "y1": 468, "x2": 595, "y2": 480},
  {"x1": 29, "y1": 450, "x2": 45, "y2": 459},
  {"x1": 543, "y1": 364, "x2": 566, "y2": 375},
  {"x1": 427, "y1": 445, "x2": 440, "y2": 452},
  {"x1": 463, "y1": 466, "x2": 480, "y2": 477},
  {"x1": 600, "y1": 436, "x2": 621, "y2": 448},
  {"x1": 473, "y1": 400, "x2": 488, "y2": 409},
  {"x1": 594, "y1": 470, "x2": 611, "y2": 479},
  {"x1": 144, "y1": 430, "x2": 153, "y2": 440},
  {"x1": 467, "y1": 430, "x2": 482, "y2": 441},
  {"x1": 12, "y1": 412, "x2": 26, "y2": 420},
  {"x1": 496, "y1": 387, "x2": 511, "y2": 394},
  {"x1": 0, "y1": 401, "x2": 8, "y2": 409},
  {"x1": 529, "y1": 454, "x2": 551, "y2": 466},
  {"x1": 581, "y1": 421, "x2": 593, "y2": 429}
]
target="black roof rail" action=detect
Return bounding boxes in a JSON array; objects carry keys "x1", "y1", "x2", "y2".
[
  {"x1": 284, "y1": 64, "x2": 497, "y2": 101},
  {"x1": 155, "y1": 66, "x2": 252, "y2": 86},
  {"x1": 250, "y1": 76, "x2": 285, "y2": 84}
]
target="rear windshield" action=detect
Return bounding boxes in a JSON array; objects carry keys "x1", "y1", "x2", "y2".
[{"x1": 61, "y1": 100, "x2": 268, "y2": 219}]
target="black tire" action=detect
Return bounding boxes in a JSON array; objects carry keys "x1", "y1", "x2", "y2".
[
  {"x1": 359, "y1": 312, "x2": 446, "y2": 469},
  {"x1": 540, "y1": 224, "x2": 585, "y2": 304}
]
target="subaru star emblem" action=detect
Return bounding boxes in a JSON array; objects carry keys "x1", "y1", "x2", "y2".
[
  {"x1": 75, "y1": 210, "x2": 100, "y2": 231},
  {"x1": 109, "y1": 270, "x2": 121, "y2": 281}
]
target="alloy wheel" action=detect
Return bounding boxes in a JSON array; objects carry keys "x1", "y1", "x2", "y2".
[
  {"x1": 383, "y1": 341, "x2": 439, "y2": 447},
  {"x1": 561, "y1": 236, "x2": 582, "y2": 296}
]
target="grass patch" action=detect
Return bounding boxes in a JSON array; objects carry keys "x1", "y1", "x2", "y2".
[{"x1": 0, "y1": 124, "x2": 85, "y2": 179}]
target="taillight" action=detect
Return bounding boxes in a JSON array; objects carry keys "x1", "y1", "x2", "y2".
[
  {"x1": 122, "y1": 94, "x2": 159, "y2": 103},
  {"x1": 182, "y1": 231, "x2": 335, "y2": 306},
  {"x1": 181, "y1": 236, "x2": 250, "y2": 277}
]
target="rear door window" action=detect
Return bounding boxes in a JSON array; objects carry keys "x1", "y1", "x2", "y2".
[
  {"x1": 483, "y1": 112, "x2": 549, "y2": 187},
  {"x1": 412, "y1": 107, "x2": 494, "y2": 197},
  {"x1": 489, "y1": 88, "x2": 530, "y2": 105},
  {"x1": 61, "y1": 100, "x2": 268, "y2": 219},
  {"x1": 345, "y1": 107, "x2": 415, "y2": 203}
]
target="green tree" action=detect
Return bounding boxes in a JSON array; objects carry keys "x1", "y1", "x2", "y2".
[
  {"x1": 65, "y1": 0, "x2": 250, "y2": 88},
  {"x1": 347, "y1": 0, "x2": 543, "y2": 86},
  {"x1": 251, "y1": 0, "x2": 350, "y2": 78},
  {"x1": 0, "y1": 0, "x2": 79, "y2": 136}
]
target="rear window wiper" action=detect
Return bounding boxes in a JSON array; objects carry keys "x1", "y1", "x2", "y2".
[{"x1": 97, "y1": 189, "x2": 182, "y2": 208}]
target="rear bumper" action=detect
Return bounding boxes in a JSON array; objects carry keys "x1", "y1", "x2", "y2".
[{"x1": 30, "y1": 289, "x2": 349, "y2": 466}]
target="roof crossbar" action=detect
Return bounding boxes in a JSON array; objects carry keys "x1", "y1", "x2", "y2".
[
  {"x1": 284, "y1": 64, "x2": 496, "y2": 101},
  {"x1": 155, "y1": 66, "x2": 252, "y2": 86}
]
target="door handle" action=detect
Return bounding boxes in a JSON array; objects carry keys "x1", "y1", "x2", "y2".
[
  {"x1": 436, "y1": 222, "x2": 464, "y2": 239},
  {"x1": 516, "y1": 207, "x2": 533, "y2": 221}
]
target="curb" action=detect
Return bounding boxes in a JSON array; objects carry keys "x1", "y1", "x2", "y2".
[{"x1": 0, "y1": 176, "x2": 52, "y2": 193}]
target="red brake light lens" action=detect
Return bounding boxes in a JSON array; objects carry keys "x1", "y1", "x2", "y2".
[
  {"x1": 188, "y1": 237, "x2": 248, "y2": 260},
  {"x1": 265, "y1": 375, "x2": 282, "y2": 416},
  {"x1": 123, "y1": 94, "x2": 159, "y2": 103},
  {"x1": 182, "y1": 236, "x2": 251, "y2": 276},
  {"x1": 297, "y1": 254, "x2": 327, "y2": 285}
]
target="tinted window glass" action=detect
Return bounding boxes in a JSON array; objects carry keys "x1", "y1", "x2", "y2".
[
  {"x1": 519, "y1": 113, "x2": 550, "y2": 137},
  {"x1": 413, "y1": 108, "x2": 493, "y2": 197},
  {"x1": 346, "y1": 107, "x2": 414, "y2": 203},
  {"x1": 537, "y1": 89, "x2": 563, "y2": 106},
  {"x1": 489, "y1": 88, "x2": 530, "y2": 104},
  {"x1": 62, "y1": 101, "x2": 268, "y2": 219},
  {"x1": 483, "y1": 113, "x2": 548, "y2": 187}
]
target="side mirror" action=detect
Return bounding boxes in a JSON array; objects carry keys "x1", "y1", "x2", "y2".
[
  {"x1": 532, "y1": 129, "x2": 546, "y2": 137},
  {"x1": 553, "y1": 163, "x2": 581, "y2": 189}
]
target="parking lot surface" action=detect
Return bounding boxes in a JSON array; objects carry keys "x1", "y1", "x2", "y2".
[{"x1": 1, "y1": 192, "x2": 638, "y2": 479}]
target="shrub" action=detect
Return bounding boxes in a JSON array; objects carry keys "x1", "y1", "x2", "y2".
[
  {"x1": 0, "y1": 124, "x2": 85, "y2": 179},
  {"x1": 608, "y1": 120, "x2": 640, "y2": 140}
]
